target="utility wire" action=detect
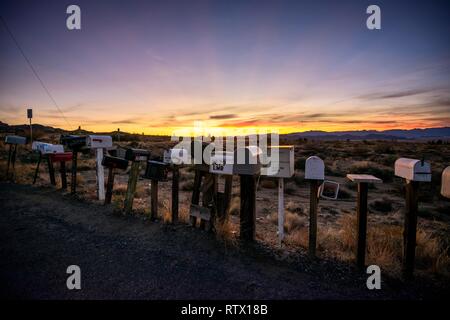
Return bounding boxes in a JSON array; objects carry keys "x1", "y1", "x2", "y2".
[{"x1": 0, "y1": 15, "x2": 73, "y2": 129}]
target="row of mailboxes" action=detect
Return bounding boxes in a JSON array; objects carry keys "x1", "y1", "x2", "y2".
[{"x1": 5, "y1": 135, "x2": 27, "y2": 145}]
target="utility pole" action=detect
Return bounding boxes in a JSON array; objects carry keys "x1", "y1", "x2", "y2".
[{"x1": 27, "y1": 108, "x2": 33, "y2": 143}]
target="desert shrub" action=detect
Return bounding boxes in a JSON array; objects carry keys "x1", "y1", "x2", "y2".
[
  {"x1": 284, "y1": 211, "x2": 305, "y2": 233},
  {"x1": 285, "y1": 183, "x2": 297, "y2": 195},
  {"x1": 229, "y1": 196, "x2": 240, "y2": 216},
  {"x1": 338, "y1": 187, "x2": 352, "y2": 200},
  {"x1": 260, "y1": 179, "x2": 277, "y2": 189},
  {"x1": 181, "y1": 180, "x2": 194, "y2": 191},
  {"x1": 370, "y1": 198, "x2": 393, "y2": 213}
]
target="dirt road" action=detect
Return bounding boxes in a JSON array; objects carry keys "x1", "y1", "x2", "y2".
[{"x1": 0, "y1": 182, "x2": 445, "y2": 299}]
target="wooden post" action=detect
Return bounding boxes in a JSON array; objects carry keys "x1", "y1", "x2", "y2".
[
  {"x1": 124, "y1": 161, "x2": 140, "y2": 214},
  {"x1": 171, "y1": 167, "x2": 179, "y2": 223},
  {"x1": 6, "y1": 144, "x2": 12, "y2": 179},
  {"x1": 60, "y1": 161, "x2": 67, "y2": 189},
  {"x1": 309, "y1": 179, "x2": 319, "y2": 256},
  {"x1": 10, "y1": 144, "x2": 17, "y2": 181},
  {"x1": 105, "y1": 166, "x2": 115, "y2": 205},
  {"x1": 201, "y1": 173, "x2": 216, "y2": 231},
  {"x1": 96, "y1": 148, "x2": 105, "y2": 201},
  {"x1": 33, "y1": 152, "x2": 42, "y2": 184},
  {"x1": 278, "y1": 178, "x2": 285, "y2": 246},
  {"x1": 356, "y1": 182, "x2": 368, "y2": 270},
  {"x1": 190, "y1": 170, "x2": 203, "y2": 226},
  {"x1": 46, "y1": 155, "x2": 56, "y2": 186},
  {"x1": 150, "y1": 179, "x2": 158, "y2": 220},
  {"x1": 71, "y1": 151, "x2": 78, "y2": 194},
  {"x1": 403, "y1": 180, "x2": 419, "y2": 278},
  {"x1": 218, "y1": 175, "x2": 233, "y2": 223},
  {"x1": 240, "y1": 175, "x2": 256, "y2": 241}
]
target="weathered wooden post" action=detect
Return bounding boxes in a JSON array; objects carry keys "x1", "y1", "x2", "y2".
[
  {"x1": 50, "y1": 152, "x2": 72, "y2": 190},
  {"x1": 394, "y1": 158, "x2": 431, "y2": 278},
  {"x1": 60, "y1": 135, "x2": 88, "y2": 195},
  {"x1": 123, "y1": 148, "x2": 150, "y2": 214},
  {"x1": 33, "y1": 152, "x2": 42, "y2": 184},
  {"x1": 346, "y1": 174, "x2": 382, "y2": 269},
  {"x1": 86, "y1": 135, "x2": 113, "y2": 201},
  {"x1": 305, "y1": 156, "x2": 325, "y2": 256},
  {"x1": 4, "y1": 135, "x2": 26, "y2": 181},
  {"x1": 234, "y1": 146, "x2": 262, "y2": 241},
  {"x1": 102, "y1": 155, "x2": 129, "y2": 205},
  {"x1": 144, "y1": 160, "x2": 169, "y2": 220},
  {"x1": 441, "y1": 167, "x2": 450, "y2": 199},
  {"x1": 260, "y1": 146, "x2": 295, "y2": 246},
  {"x1": 171, "y1": 167, "x2": 180, "y2": 222}
]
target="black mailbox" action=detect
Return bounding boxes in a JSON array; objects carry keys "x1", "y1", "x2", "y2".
[
  {"x1": 102, "y1": 155, "x2": 129, "y2": 170},
  {"x1": 60, "y1": 135, "x2": 87, "y2": 150},
  {"x1": 125, "y1": 148, "x2": 150, "y2": 162},
  {"x1": 144, "y1": 160, "x2": 169, "y2": 181}
]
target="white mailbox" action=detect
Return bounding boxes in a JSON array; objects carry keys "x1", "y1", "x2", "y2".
[
  {"x1": 305, "y1": 156, "x2": 325, "y2": 180},
  {"x1": 32, "y1": 141, "x2": 64, "y2": 154},
  {"x1": 395, "y1": 158, "x2": 431, "y2": 182},
  {"x1": 163, "y1": 148, "x2": 190, "y2": 165},
  {"x1": 5, "y1": 135, "x2": 26, "y2": 145},
  {"x1": 261, "y1": 146, "x2": 294, "y2": 178},
  {"x1": 210, "y1": 151, "x2": 234, "y2": 175},
  {"x1": 86, "y1": 135, "x2": 113, "y2": 149},
  {"x1": 233, "y1": 146, "x2": 262, "y2": 175},
  {"x1": 441, "y1": 166, "x2": 450, "y2": 199}
]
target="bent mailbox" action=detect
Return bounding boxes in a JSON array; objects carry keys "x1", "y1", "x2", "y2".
[
  {"x1": 32, "y1": 141, "x2": 65, "y2": 186},
  {"x1": 5, "y1": 135, "x2": 26, "y2": 181},
  {"x1": 261, "y1": 146, "x2": 295, "y2": 245},
  {"x1": 442, "y1": 166, "x2": 450, "y2": 199},
  {"x1": 123, "y1": 148, "x2": 150, "y2": 214},
  {"x1": 86, "y1": 135, "x2": 113, "y2": 201},
  {"x1": 395, "y1": 158, "x2": 431, "y2": 278},
  {"x1": 144, "y1": 160, "x2": 169, "y2": 220},
  {"x1": 102, "y1": 155, "x2": 129, "y2": 205},
  {"x1": 60, "y1": 135, "x2": 88, "y2": 194},
  {"x1": 304, "y1": 156, "x2": 325, "y2": 256}
]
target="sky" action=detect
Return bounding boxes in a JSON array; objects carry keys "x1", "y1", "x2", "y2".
[{"x1": 0, "y1": 0, "x2": 449, "y2": 135}]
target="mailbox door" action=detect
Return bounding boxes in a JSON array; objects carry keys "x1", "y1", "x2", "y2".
[{"x1": 305, "y1": 156, "x2": 325, "y2": 180}]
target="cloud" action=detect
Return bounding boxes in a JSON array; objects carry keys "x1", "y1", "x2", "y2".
[
  {"x1": 209, "y1": 114, "x2": 237, "y2": 120},
  {"x1": 359, "y1": 88, "x2": 439, "y2": 100}
]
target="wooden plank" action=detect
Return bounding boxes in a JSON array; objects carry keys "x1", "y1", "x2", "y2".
[
  {"x1": 190, "y1": 170, "x2": 203, "y2": 226},
  {"x1": 189, "y1": 204, "x2": 211, "y2": 221},
  {"x1": 46, "y1": 155, "x2": 56, "y2": 186},
  {"x1": 124, "y1": 161, "x2": 140, "y2": 214},
  {"x1": 60, "y1": 161, "x2": 67, "y2": 189},
  {"x1": 33, "y1": 152, "x2": 42, "y2": 184},
  {"x1": 403, "y1": 180, "x2": 419, "y2": 278},
  {"x1": 356, "y1": 182, "x2": 368, "y2": 269},
  {"x1": 105, "y1": 166, "x2": 115, "y2": 204},
  {"x1": 347, "y1": 174, "x2": 382, "y2": 183},
  {"x1": 240, "y1": 175, "x2": 256, "y2": 241},
  {"x1": 309, "y1": 179, "x2": 319, "y2": 256},
  {"x1": 171, "y1": 167, "x2": 179, "y2": 223},
  {"x1": 150, "y1": 179, "x2": 158, "y2": 220}
]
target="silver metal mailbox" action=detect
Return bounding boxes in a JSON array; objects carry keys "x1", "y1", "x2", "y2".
[
  {"x1": 305, "y1": 156, "x2": 325, "y2": 180},
  {"x1": 32, "y1": 141, "x2": 64, "y2": 154},
  {"x1": 260, "y1": 146, "x2": 294, "y2": 178},
  {"x1": 441, "y1": 166, "x2": 450, "y2": 199},
  {"x1": 5, "y1": 135, "x2": 26, "y2": 145},
  {"x1": 163, "y1": 148, "x2": 190, "y2": 165},
  {"x1": 86, "y1": 135, "x2": 113, "y2": 149},
  {"x1": 395, "y1": 158, "x2": 431, "y2": 182},
  {"x1": 209, "y1": 151, "x2": 234, "y2": 175},
  {"x1": 233, "y1": 146, "x2": 262, "y2": 175}
]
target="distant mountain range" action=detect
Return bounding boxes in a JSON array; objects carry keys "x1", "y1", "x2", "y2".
[{"x1": 1, "y1": 121, "x2": 449, "y2": 140}]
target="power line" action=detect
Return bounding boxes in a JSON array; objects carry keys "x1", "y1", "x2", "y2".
[{"x1": 0, "y1": 15, "x2": 73, "y2": 129}]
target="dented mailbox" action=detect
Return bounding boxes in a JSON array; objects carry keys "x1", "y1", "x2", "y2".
[
  {"x1": 233, "y1": 146, "x2": 262, "y2": 175},
  {"x1": 305, "y1": 156, "x2": 325, "y2": 180},
  {"x1": 5, "y1": 135, "x2": 26, "y2": 145},
  {"x1": 163, "y1": 148, "x2": 189, "y2": 165},
  {"x1": 102, "y1": 155, "x2": 129, "y2": 170},
  {"x1": 144, "y1": 160, "x2": 169, "y2": 181},
  {"x1": 86, "y1": 135, "x2": 113, "y2": 149},
  {"x1": 32, "y1": 141, "x2": 64, "y2": 154},
  {"x1": 395, "y1": 158, "x2": 431, "y2": 182},
  {"x1": 260, "y1": 146, "x2": 294, "y2": 178},
  {"x1": 125, "y1": 148, "x2": 150, "y2": 162},
  {"x1": 441, "y1": 166, "x2": 450, "y2": 199},
  {"x1": 210, "y1": 151, "x2": 234, "y2": 175}
]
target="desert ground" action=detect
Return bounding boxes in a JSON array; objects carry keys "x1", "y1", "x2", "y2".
[{"x1": 0, "y1": 133, "x2": 449, "y2": 298}]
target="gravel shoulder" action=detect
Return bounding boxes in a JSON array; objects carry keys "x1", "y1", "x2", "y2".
[{"x1": 0, "y1": 182, "x2": 446, "y2": 300}]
